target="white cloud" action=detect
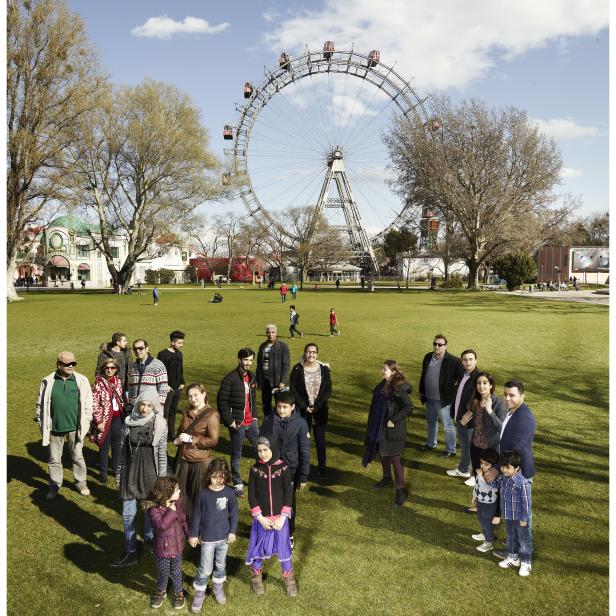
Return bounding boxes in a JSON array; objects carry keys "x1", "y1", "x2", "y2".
[
  {"x1": 131, "y1": 15, "x2": 230, "y2": 39},
  {"x1": 560, "y1": 167, "x2": 584, "y2": 178},
  {"x1": 262, "y1": 0, "x2": 608, "y2": 90},
  {"x1": 533, "y1": 117, "x2": 602, "y2": 140}
]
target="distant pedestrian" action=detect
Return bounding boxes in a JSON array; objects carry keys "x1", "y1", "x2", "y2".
[
  {"x1": 152, "y1": 286, "x2": 159, "y2": 306},
  {"x1": 360, "y1": 274, "x2": 365, "y2": 290},
  {"x1": 335, "y1": 276, "x2": 341, "y2": 289},
  {"x1": 329, "y1": 308, "x2": 340, "y2": 336},
  {"x1": 280, "y1": 282, "x2": 288, "y2": 303},
  {"x1": 80, "y1": 278, "x2": 86, "y2": 290},
  {"x1": 290, "y1": 284, "x2": 298, "y2": 299},
  {"x1": 289, "y1": 305, "x2": 303, "y2": 338}
]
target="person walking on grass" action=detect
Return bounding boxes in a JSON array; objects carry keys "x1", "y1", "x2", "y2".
[
  {"x1": 111, "y1": 389, "x2": 167, "y2": 568},
  {"x1": 289, "y1": 305, "x2": 303, "y2": 339},
  {"x1": 329, "y1": 308, "x2": 340, "y2": 336},
  {"x1": 189, "y1": 459, "x2": 238, "y2": 609},
  {"x1": 36, "y1": 351, "x2": 93, "y2": 500},
  {"x1": 290, "y1": 283, "x2": 298, "y2": 299},
  {"x1": 280, "y1": 282, "x2": 288, "y2": 303},
  {"x1": 217, "y1": 348, "x2": 259, "y2": 499},
  {"x1": 256, "y1": 324, "x2": 290, "y2": 416},
  {"x1": 418, "y1": 334, "x2": 463, "y2": 457},
  {"x1": 362, "y1": 360, "x2": 413, "y2": 507},
  {"x1": 152, "y1": 286, "x2": 160, "y2": 306},
  {"x1": 157, "y1": 330, "x2": 186, "y2": 442},
  {"x1": 144, "y1": 477, "x2": 188, "y2": 610},
  {"x1": 246, "y1": 436, "x2": 297, "y2": 597}
]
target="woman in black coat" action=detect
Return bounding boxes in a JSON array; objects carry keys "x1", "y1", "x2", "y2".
[
  {"x1": 289, "y1": 343, "x2": 332, "y2": 478},
  {"x1": 362, "y1": 360, "x2": 413, "y2": 506}
]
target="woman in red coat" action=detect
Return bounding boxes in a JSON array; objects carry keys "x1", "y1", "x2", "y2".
[{"x1": 91, "y1": 358, "x2": 125, "y2": 482}]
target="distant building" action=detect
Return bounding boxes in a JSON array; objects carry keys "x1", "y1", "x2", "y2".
[
  {"x1": 396, "y1": 254, "x2": 469, "y2": 280},
  {"x1": 308, "y1": 262, "x2": 362, "y2": 282},
  {"x1": 189, "y1": 256, "x2": 266, "y2": 283},
  {"x1": 535, "y1": 246, "x2": 609, "y2": 284},
  {"x1": 19, "y1": 214, "x2": 189, "y2": 288}
]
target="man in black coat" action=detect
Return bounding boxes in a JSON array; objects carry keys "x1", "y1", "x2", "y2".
[
  {"x1": 256, "y1": 324, "x2": 290, "y2": 416},
  {"x1": 418, "y1": 334, "x2": 464, "y2": 457},
  {"x1": 217, "y1": 347, "x2": 258, "y2": 498},
  {"x1": 446, "y1": 349, "x2": 479, "y2": 480},
  {"x1": 157, "y1": 330, "x2": 185, "y2": 441}
]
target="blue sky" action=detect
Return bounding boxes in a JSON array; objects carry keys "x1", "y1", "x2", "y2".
[{"x1": 69, "y1": 0, "x2": 609, "y2": 233}]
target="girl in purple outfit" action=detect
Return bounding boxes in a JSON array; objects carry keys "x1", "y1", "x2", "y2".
[
  {"x1": 145, "y1": 477, "x2": 189, "y2": 610},
  {"x1": 246, "y1": 435, "x2": 297, "y2": 597}
]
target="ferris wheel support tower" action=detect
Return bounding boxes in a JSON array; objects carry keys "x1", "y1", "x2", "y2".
[{"x1": 313, "y1": 147, "x2": 379, "y2": 274}]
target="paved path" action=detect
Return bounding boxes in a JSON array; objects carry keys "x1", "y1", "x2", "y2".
[{"x1": 509, "y1": 289, "x2": 609, "y2": 306}]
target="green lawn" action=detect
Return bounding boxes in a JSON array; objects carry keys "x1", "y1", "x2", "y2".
[{"x1": 7, "y1": 287, "x2": 609, "y2": 615}]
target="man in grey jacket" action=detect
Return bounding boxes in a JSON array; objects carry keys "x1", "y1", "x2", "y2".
[
  {"x1": 256, "y1": 324, "x2": 290, "y2": 416},
  {"x1": 36, "y1": 351, "x2": 93, "y2": 500}
]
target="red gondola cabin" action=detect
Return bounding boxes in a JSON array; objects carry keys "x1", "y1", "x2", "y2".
[
  {"x1": 223, "y1": 125, "x2": 234, "y2": 140},
  {"x1": 244, "y1": 82, "x2": 254, "y2": 98},
  {"x1": 323, "y1": 41, "x2": 335, "y2": 61},
  {"x1": 279, "y1": 52, "x2": 290, "y2": 70},
  {"x1": 368, "y1": 50, "x2": 380, "y2": 67}
]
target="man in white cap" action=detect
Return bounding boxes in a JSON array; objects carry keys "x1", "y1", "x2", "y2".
[{"x1": 36, "y1": 351, "x2": 93, "y2": 500}]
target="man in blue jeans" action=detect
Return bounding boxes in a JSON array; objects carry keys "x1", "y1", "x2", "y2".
[
  {"x1": 217, "y1": 348, "x2": 259, "y2": 498},
  {"x1": 418, "y1": 334, "x2": 464, "y2": 457}
]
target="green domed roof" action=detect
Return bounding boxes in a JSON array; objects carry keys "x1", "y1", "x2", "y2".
[{"x1": 48, "y1": 214, "x2": 100, "y2": 233}]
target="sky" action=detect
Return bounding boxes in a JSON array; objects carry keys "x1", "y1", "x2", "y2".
[{"x1": 67, "y1": 0, "x2": 609, "y2": 235}]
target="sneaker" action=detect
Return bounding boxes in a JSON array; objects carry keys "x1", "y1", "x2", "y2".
[
  {"x1": 46, "y1": 487, "x2": 59, "y2": 500},
  {"x1": 471, "y1": 533, "x2": 485, "y2": 541},
  {"x1": 498, "y1": 555, "x2": 521, "y2": 569},
  {"x1": 373, "y1": 477, "x2": 393, "y2": 489},
  {"x1": 476, "y1": 542, "x2": 493, "y2": 553},
  {"x1": 191, "y1": 590, "x2": 206, "y2": 613},
  {"x1": 493, "y1": 549, "x2": 508, "y2": 559},
  {"x1": 419, "y1": 444, "x2": 436, "y2": 452},
  {"x1": 446, "y1": 468, "x2": 470, "y2": 478},
  {"x1": 172, "y1": 591, "x2": 185, "y2": 609},
  {"x1": 150, "y1": 591, "x2": 167, "y2": 609},
  {"x1": 337, "y1": 331, "x2": 341, "y2": 336},
  {"x1": 110, "y1": 551, "x2": 138, "y2": 568},
  {"x1": 519, "y1": 562, "x2": 532, "y2": 577},
  {"x1": 439, "y1": 451, "x2": 456, "y2": 458},
  {"x1": 464, "y1": 476, "x2": 477, "y2": 487},
  {"x1": 78, "y1": 486, "x2": 91, "y2": 496}
]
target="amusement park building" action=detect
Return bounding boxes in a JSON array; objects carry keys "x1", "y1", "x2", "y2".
[{"x1": 17, "y1": 215, "x2": 189, "y2": 288}]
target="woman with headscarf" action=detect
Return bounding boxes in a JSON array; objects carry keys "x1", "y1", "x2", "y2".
[
  {"x1": 174, "y1": 383, "x2": 220, "y2": 519},
  {"x1": 362, "y1": 360, "x2": 413, "y2": 506},
  {"x1": 110, "y1": 389, "x2": 167, "y2": 568}
]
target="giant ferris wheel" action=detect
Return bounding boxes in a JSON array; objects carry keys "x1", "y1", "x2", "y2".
[{"x1": 223, "y1": 42, "x2": 430, "y2": 274}]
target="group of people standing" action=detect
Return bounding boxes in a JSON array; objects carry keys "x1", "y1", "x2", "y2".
[{"x1": 34, "y1": 327, "x2": 537, "y2": 609}]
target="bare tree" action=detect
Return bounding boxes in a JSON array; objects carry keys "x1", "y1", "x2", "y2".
[
  {"x1": 214, "y1": 212, "x2": 243, "y2": 282},
  {"x1": 236, "y1": 220, "x2": 269, "y2": 284},
  {"x1": 6, "y1": 0, "x2": 105, "y2": 299},
  {"x1": 62, "y1": 79, "x2": 220, "y2": 288},
  {"x1": 183, "y1": 213, "x2": 221, "y2": 278},
  {"x1": 385, "y1": 96, "x2": 572, "y2": 288}
]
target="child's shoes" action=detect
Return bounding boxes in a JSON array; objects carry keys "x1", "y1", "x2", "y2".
[
  {"x1": 190, "y1": 590, "x2": 206, "y2": 612},
  {"x1": 283, "y1": 570, "x2": 298, "y2": 597},
  {"x1": 519, "y1": 562, "x2": 532, "y2": 577},
  {"x1": 212, "y1": 583, "x2": 227, "y2": 605},
  {"x1": 150, "y1": 591, "x2": 166, "y2": 609},
  {"x1": 250, "y1": 568, "x2": 265, "y2": 595}
]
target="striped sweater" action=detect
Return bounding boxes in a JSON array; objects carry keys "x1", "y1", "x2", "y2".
[{"x1": 127, "y1": 355, "x2": 170, "y2": 407}]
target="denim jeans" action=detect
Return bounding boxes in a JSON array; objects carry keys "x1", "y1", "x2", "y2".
[
  {"x1": 504, "y1": 519, "x2": 533, "y2": 563},
  {"x1": 99, "y1": 415, "x2": 122, "y2": 477},
  {"x1": 230, "y1": 419, "x2": 259, "y2": 486},
  {"x1": 194, "y1": 540, "x2": 228, "y2": 589},
  {"x1": 122, "y1": 498, "x2": 153, "y2": 553},
  {"x1": 424, "y1": 400, "x2": 456, "y2": 453},
  {"x1": 476, "y1": 501, "x2": 498, "y2": 542},
  {"x1": 456, "y1": 422, "x2": 473, "y2": 472}
]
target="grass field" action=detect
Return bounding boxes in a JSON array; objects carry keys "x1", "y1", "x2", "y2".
[{"x1": 7, "y1": 286, "x2": 609, "y2": 615}]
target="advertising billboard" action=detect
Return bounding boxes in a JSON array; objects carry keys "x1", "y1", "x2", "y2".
[{"x1": 571, "y1": 248, "x2": 609, "y2": 273}]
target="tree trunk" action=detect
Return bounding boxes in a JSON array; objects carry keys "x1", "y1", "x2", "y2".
[
  {"x1": 466, "y1": 258, "x2": 480, "y2": 289},
  {"x1": 7, "y1": 256, "x2": 23, "y2": 302}
]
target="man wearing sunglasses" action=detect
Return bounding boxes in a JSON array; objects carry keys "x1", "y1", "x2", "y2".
[
  {"x1": 127, "y1": 339, "x2": 170, "y2": 411},
  {"x1": 418, "y1": 334, "x2": 464, "y2": 457},
  {"x1": 36, "y1": 351, "x2": 93, "y2": 500}
]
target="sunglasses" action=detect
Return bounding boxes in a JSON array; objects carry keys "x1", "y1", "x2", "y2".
[
  {"x1": 104, "y1": 365, "x2": 118, "y2": 370},
  {"x1": 133, "y1": 346, "x2": 146, "y2": 352},
  {"x1": 59, "y1": 361, "x2": 77, "y2": 367},
  {"x1": 433, "y1": 342, "x2": 446, "y2": 347}
]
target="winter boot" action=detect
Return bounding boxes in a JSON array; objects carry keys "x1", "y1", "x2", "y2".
[
  {"x1": 190, "y1": 589, "x2": 206, "y2": 613},
  {"x1": 212, "y1": 583, "x2": 226, "y2": 605},
  {"x1": 394, "y1": 488, "x2": 407, "y2": 506},
  {"x1": 250, "y1": 568, "x2": 265, "y2": 595},
  {"x1": 283, "y1": 570, "x2": 298, "y2": 597}
]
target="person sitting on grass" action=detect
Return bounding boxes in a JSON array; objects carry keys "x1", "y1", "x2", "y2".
[
  {"x1": 494, "y1": 449, "x2": 533, "y2": 577},
  {"x1": 470, "y1": 448, "x2": 500, "y2": 554},
  {"x1": 144, "y1": 476, "x2": 188, "y2": 610},
  {"x1": 245, "y1": 435, "x2": 297, "y2": 597}
]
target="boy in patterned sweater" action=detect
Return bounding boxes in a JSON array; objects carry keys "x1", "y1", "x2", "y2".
[{"x1": 470, "y1": 448, "x2": 500, "y2": 553}]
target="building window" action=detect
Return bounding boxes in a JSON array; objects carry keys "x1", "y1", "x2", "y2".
[
  {"x1": 78, "y1": 270, "x2": 91, "y2": 281},
  {"x1": 76, "y1": 244, "x2": 90, "y2": 258},
  {"x1": 110, "y1": 246, "x2": 120, "y2": 259}
]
